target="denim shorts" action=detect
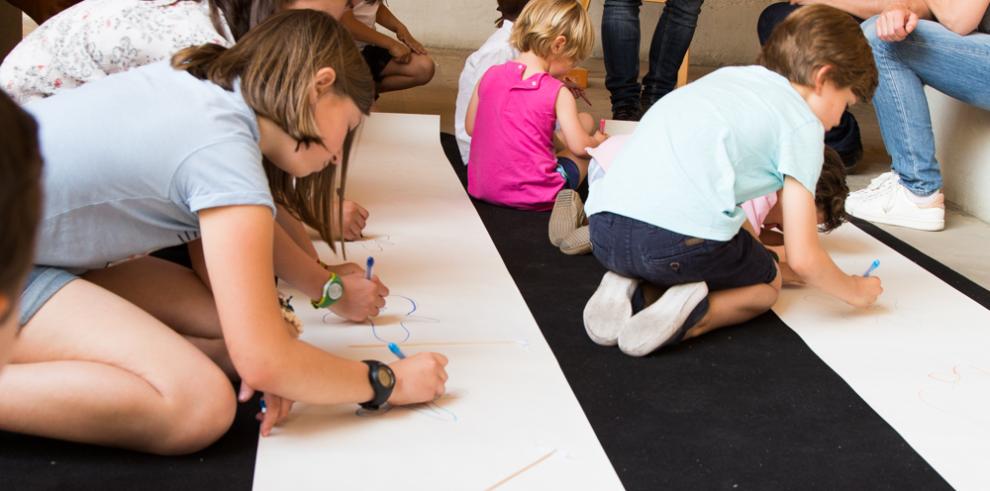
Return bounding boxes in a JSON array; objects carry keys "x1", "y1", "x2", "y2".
[
  {"x1": 18, "y1": 267, "x2": 77, "y2": 326},
  {"x1": 555, "y1": 157, "x2": 581, "y2": 190},
  {"x1": 589, "y1": 212, "x2": 778, "y2": 291}
]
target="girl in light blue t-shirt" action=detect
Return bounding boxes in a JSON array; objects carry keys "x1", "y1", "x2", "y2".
[{"x1": 6, "y1": 11, "x2": 447, "y2": 454}]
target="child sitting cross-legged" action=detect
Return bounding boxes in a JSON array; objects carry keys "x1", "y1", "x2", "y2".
[{"x1": 582, "y1": 5, "x2": 884, "y2": 357}]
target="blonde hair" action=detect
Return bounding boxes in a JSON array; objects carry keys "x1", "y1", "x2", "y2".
[
  {"x1": 172, "y1": 9, "x2": 373, "y2": 251},
  {"x1": 510, "y1": 0, "x2": 594, "y2": 63}
]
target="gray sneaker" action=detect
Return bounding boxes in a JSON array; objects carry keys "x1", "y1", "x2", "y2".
[
  {"x1": 560, "y1": 225, "x2": 592, "y2": 255},
  {"x1": 583, "y1": 272, "x2": 638, "y2": 346},
  {"x1": 549, "y1": 189, "x2": 585, "y2": 246},
  {"x1": 618, "y1": 282, "x2": 708, "y2": 357}
]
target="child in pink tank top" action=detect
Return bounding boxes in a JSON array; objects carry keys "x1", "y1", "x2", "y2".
[{"x1": 465, "y1": 0, "x2": 606, "y2": 216}]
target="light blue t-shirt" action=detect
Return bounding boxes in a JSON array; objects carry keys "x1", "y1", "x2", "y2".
[
  {"x1": 26, "y1": 60, "x2": 275, "y2": 271},
  {"x1": 585, "y1": 66, "x2": 825, "y2": 241}
]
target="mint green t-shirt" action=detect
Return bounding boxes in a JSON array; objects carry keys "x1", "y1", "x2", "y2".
[{"x1": 584, "y1": 66, "x2": 825, "y2": 241}]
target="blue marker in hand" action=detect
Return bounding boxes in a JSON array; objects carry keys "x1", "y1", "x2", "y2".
[
  {"x1": 259, "y1": 399, "x2": 267, "y2": 414},
  {"x1": 863, "y1": 259, "x2": 880, "y2": 277},
  {"x1": 388, "y1": 342, "x2": 407, "y2": 359},
  {"x1": 366, "y1": 256, "x2": 374, "y2": 280}
]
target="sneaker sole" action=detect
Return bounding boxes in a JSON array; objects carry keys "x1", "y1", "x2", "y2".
[
  {"x1": 560, "y1": 227, "x2": 592, "y2": 255},
  {"x1": 583, "y1": 272, "x2": 638, "y2": 346},
  {"x1": 848, "y1": 208, "x2": 945, "y2": 231},
  {"x1": 549, "y1": 190, "x2": 584, "y2": 246},
  {"x1": 618, "y1": 282, "x2": 708, "y2": 357}
]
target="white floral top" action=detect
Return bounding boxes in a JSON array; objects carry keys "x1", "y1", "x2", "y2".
[{"x1": 0, "y1": 0, "x2": 234, "y2": 104}]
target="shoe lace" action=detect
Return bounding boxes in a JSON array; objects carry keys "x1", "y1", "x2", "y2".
[{"x1": 852, "y1": 171, "x2": 898, "y2": 198}]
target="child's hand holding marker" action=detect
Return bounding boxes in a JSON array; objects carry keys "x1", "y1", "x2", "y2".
[
  {"x1": 240, "y1": 382, "x2": 295, "y2": 438},
  {"x1": 387, "y1": 350, "x2": 449, "y2": 405},
  {"x1": 847, "y1": 259, "x2": 883, "y2": 307},
  {"x1": 329, "y1": 256, "x2": 388, "y2": 321}
]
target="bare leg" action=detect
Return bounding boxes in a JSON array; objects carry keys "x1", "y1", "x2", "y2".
[
  {"x1": 378, "y1": 53, "x2": 436, "y2": 93},
  {"x1": 83, "y1": 256, "x2": 236, "y2": 376},
  {"x1": 0, "y1": 280, "x2": 236, "y2": 454},
  {"x1": 684, "y1": 265, "x2": 782, "y2": 339}
]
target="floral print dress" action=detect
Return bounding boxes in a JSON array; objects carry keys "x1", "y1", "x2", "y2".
[{"x1": 0, "y1": 0, "x2": 234, "y2": 104}]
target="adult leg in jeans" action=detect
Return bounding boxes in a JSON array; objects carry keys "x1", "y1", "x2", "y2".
[
  {"x1": 865, "y1": 18, "x2": 990, "y2": 197},
  {"x1": 640, "y1": 0, "x2": 704, "y2": 111},
  {"x1": 757, "y1": 2, "x2": 864, "y2": 168},
  {"x1": 602, "y1": 0, "x2": 643, "y2": 119}
]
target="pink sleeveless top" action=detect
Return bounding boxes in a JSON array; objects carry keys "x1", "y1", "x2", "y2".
[{"x1": 467, "y1": 62, "x2": 564, "y2": 211}]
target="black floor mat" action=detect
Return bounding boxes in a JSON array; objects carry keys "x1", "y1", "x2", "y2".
[
  {"x1": 440, "y1": 133, "x2": 953, "y2": 490},
  {"x1": 1, "y1": 133, "x2": 977, "y2": 490}
]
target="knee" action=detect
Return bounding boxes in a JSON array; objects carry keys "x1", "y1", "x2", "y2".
[
  {"x1": 861, "y1": 16, "x2": 883, "y2": 48},
  {"x1": 411, "y1": 55, "x2": 435, "y2": 85},
  {"x1": 146, "y1": 368, "x2": 236, "y2": 455}
]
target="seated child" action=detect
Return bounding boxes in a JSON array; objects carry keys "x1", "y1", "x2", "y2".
[
  {"x1": 455, "y1": 0, "x2": 531, "y2": 164},
  {"x1": 342, "y1": 0, "x2": 435, "y2": 94},
  {"x1": 0, "y1": 89, "x2": 42, "y2": 370},
  {"x1": 466, "y1": 0, "x2": 606, "y2": 225},
  {"x1": 582, "y1": 5, "x2": 883, "y2": 357}
]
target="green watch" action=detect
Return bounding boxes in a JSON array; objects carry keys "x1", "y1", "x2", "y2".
[{"x1": 311, "y1": 272, "x2": 344, "y2": 309}]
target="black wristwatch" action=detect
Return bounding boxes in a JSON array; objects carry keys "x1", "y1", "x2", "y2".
[{"x1": 359, "y1": 360, "x2": 396, "y2": 410}]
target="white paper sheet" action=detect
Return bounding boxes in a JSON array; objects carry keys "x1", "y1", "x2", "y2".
[
  {"x1": 774, "y1": 224, "x2": 990, "y2": 491},
  {"x1": 252, "y1": 113, "x2": 623, "y2": 490}
]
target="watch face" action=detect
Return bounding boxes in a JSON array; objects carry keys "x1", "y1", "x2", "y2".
[
  {"x1": 328, "y1": 282, "x2": 344, "y2": 300},
  {"x1": 376, "y1": 366, "x2": 395, "y2": 388}
]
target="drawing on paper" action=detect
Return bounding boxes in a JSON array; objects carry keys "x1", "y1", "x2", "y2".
[{"x1": 918, "y1": 365, "x2": 990, "y2": 425}]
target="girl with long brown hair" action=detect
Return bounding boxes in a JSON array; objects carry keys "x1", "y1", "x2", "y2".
[{"x1": 0, "y1": 10, "x2": 447, "y2": 454}]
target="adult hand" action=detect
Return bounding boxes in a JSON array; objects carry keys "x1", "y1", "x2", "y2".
[
  {"x1": 329, "y1": 273, "x2": 389, "y2": 321},
  {"x1": 397, "y1": 27, "x2": 428, "y2": 55},
  {"x1": 846, "y1": 275, "x2": 883, "y2": 307},
  {"x1": 388, "y1": 352, "x2": 449, "y2": 405},
  {"x1": 388, "y1": 41, "x2": 412, "y2": 64},
  {"x1": 340, "y1": 200, "x2": 369, "y2": 241},
  {"x1": 876, "y1": 3, "x2": 919, "y2": 42}
]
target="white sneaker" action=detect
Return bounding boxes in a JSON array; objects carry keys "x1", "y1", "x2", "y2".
[
  {"x1": 845, "y1": 172, "x2": 945, "y2": 231},
  {"x1": 583, "y1": 272, "x2": 638, "y2": 346},
  {"x1": 617, "y1": 282, "x2": 708, "y2": 357}
]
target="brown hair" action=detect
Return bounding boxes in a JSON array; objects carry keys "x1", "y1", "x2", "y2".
[
  {"x1": 172, "y1": 9, "x2": 374, "y2": 250},
  {"x1": 816, "y1": 147, "x2": 848, "y2": 233},
  {"x1": 496, "y1": 0, "x2": 531, "y2": 27},
  {"x1": 0, "y1": 90, "x2": 43, "y2": 323},
  {"x1": 511, "y1": 0, "x2": 594, "y2": 63},
  {"x1": 208, "y1": 0, "x2": 289, "y2": 40},
  {"x1": 758, "y1": 4, "x2": 878, "y2": 101}
]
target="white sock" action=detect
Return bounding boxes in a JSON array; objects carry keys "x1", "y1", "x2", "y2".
[{"x1": 903, "y1": 185, "x2": 940, "y2": 205}]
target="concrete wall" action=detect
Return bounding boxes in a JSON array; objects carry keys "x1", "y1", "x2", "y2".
[
  {"x1": 928, "y1": 88, "x2": 990, "y2": 223},
  {"x1": 388, "y1": 0, "x2": 773, "y2": 66}
]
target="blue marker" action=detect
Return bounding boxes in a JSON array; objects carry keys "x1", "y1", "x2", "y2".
[
  {"x1": 863, "y1": 259, "x2": 880, "y2": 277},
  {"x1": 259, "y1": 399, "x2": 267, "y2": 414},
  {"x1": 388, "y1": 342, "x2": 407, "y2": 359},
  {"x1": 365, "y1": 256, "x2": 375, "y2": 280}
]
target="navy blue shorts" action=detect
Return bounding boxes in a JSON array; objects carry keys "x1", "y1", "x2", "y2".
[
  {"x1": 589, "y1": 212, "x2": 778, "y2": 291},
  {"x1": 555, "y1": 157, "x2": 581, "y2": 190}
]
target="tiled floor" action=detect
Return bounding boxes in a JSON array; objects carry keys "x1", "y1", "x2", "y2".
[{"x1": 377, "y1": 48, "x2": 990, "y2": 290}]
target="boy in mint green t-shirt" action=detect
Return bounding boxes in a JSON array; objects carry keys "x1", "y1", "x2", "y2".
[{"x1": 583, "y1": 5, "x2": 884, "y2": 357}]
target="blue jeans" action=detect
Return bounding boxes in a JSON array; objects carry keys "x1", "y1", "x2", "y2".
[
  {"x1": 602, "y1": 0, "x2": 703, "y2": 109},
  {"x1": 863, "y1": 17, "x2": 990, "y2": 196},
  {"x1": 757, "y1": 3, "x2": 863, "y2": 162}
]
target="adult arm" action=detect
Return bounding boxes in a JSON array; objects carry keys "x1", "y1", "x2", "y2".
[
  {"x1": 922, "y1": 0, "x2": 990, "y2": 34},
  {"x1": 791, "y1": 0, "x2": 930, "y2": 20}
]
